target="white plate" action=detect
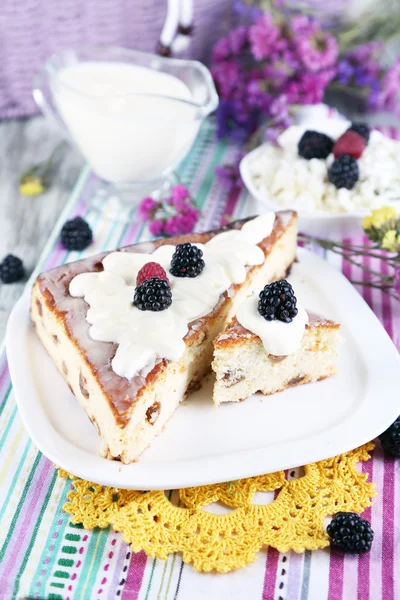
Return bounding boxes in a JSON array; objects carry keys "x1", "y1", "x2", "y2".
[
  {"x1": 240, "y1": 145, "x2": 367, "y2": 238},
  {"x1": 7, "y1": 249, "x2": 400, "y2": 490}
]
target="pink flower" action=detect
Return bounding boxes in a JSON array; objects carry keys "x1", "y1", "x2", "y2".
[
  {"x1": 290, "y1": 14, "x2": 312, "y2": 34},
  {"x1": 138, "y1": 196, "x2": 158, "y2": 221},
  {"x1": 170, "y1": 184, "x2": 190, "y2": 210},
  {"x1": 381, "y1": 58, "x2": 400, "y2": 115},
  {"x1": 149, "y1": 219, "x2": 165, "y2": 237},
  {"x1": 178, "y1": 213, "x2": 198, "y2": 234},
  {"x1": 394, "y1": 266, "x2": 400, "y2": 298},
  {"x1": 290, "y1": 15, "x2": 338, "y2": 74},
  {"x1": 164, "y1": 216, "x2": 184, "y2": 236},
  {"x1": 171, "y1": 184, "x2": 189, "y2": 201},
  {"x1": 164, "y1": 211, "x2": 199, "y2": 236},
  {"x1": 249, "y1": 14, "x2": 280, "y2": 61},
  {"x1": 269, "y1": 94, "x2": 289, "y2": 119}
]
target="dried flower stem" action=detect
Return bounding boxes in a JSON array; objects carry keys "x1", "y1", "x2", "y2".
[{"x1": 298, "y1": 233, "x2": 399, "y2": 300}]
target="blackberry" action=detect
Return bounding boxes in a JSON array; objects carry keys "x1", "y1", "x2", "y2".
[
  {"x1": 327, "y1": 512, "x2": 374, "y2": 554},
  {"x1": 348, "y1": 122, "x2": 370, "y2": 143},
  {"x1": 379, "y1": 416, "x2": 400, "y2": 457},
  {"x1": 134, "y1": 277, "x2": 172, "y2": 312},
  {"x1": 258, "y1": 280, "x2": 298, "y2": 323},
  {"x1": 0, "y1": 254, "x2": 25, "y2": 284},
  {"x1": 328, "y1": 154, "x2": 359, "y2": 190},
  {"x1": 61, "y1": 217, "x2": 93, "y2": 251},
  {"x1": 298, "y1": 130, "x2": 333, "y2": 160},
  {"x1": 170, "y1": 243, "x2": 205, "y2": 278}
]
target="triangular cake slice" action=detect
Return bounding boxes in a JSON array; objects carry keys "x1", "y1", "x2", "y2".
[
  {"x1": 212, "y1": 281, "x2": 341, "y2": 405},
  {"x1": 31, "y1": 211, "x2": 297, "y2": 463}
]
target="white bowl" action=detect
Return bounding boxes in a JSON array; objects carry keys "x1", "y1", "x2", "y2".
[{"x1": 240, "y1": 144, "x2": 367, "y2": 238}]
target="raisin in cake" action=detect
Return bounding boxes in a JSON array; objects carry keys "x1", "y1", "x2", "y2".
[
  {"x1": 31, "y1": 212, "x2": 297, "y2": 463},
  {"x1": 212, "y1": 280, "x2": 340, "y2": 405}
]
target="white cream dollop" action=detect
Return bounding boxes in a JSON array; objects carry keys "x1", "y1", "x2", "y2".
[
  {"x1": 236, "y1": 294, "x2": 308, "y2": 356},
  {"x1": 69, "y1": 213, "x2": 275, "y2": 379}
]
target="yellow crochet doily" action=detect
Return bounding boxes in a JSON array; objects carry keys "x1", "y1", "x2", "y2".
[{"x1": 59, "y1": 442, "x2": 376, "y2": 573}]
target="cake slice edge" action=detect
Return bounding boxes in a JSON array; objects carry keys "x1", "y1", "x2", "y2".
[{"x1": 212, "y1": 313, "x2": 341, "y2": 405}]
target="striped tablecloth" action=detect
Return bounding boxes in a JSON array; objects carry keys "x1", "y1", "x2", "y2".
[{"x1": 0, "y1": 121, "x2": 399, "y2": 600}]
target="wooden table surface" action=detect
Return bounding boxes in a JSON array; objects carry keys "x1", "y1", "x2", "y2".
[{"x1": 0, "y1": 117, "x2": 84, "y2": 339}]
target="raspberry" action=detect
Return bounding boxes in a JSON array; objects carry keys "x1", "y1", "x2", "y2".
[
  {"x1": 333, "y1": 131, "x2": 366, "y2": 159},
  {"x1": 136, "y1": 262, "x2": 169, "y2": 287},
  {"x1": 298, "y1": 130, "x2": 333, "y2": 160}
]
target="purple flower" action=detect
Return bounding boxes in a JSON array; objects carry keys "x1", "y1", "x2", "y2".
[
  {"x1": 336, "y1": 59, "x2": 354, "y2": 85},
  {"x1": 216, "y1": 99, "x2": 259, "y2": 142},
  {"x1": 211, "y1": 60, "x2": 241, "y2": 99},
  {"x1": 394, "y1": 266, "x2": 400, "y2": 298},
  {"x1": 228, "y1": 26, "x2": 249, "y2": 55},
  {"x1": 212, "y1": 26, "x2": 249, "y2": 62},
  {"x1": 347, "y1": 41, "x2": 383, "y2": 63},
  {"x1": 233, "y1": 0, "x2": 262, "y2": 20},
  {"x1": 263, "y1": 115, "x2": 292, "y2": 143},
  {"x1": 138, "y1": 196, "x2": 158, "y2": 221},
  {"x1": 210, "y1": 8, "x2": 341, "y2": 142},
  {"x1": 216, "y1": 153, "x2": 245, "y2": 190},
  {"x1": 249, "y1": 14, "x2": 280, "y2": 61},
  {"x1": 247, "y1": 80, "x2": 271, "y2": 110},
  {"x1": 149, "y1": 219, "x2": 165, "y2": 237},
  {"x1": 336, "y1": 42, "x2": 400, "y2": 117},
  {"x1": 212, "y1": 36, "x2": 231, "y2": 62},
  {"x1": 380, "y1": 58, "x2": 400, "y2": 116}
]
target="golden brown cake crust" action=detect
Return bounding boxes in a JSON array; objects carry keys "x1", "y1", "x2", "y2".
[{"x1": 32, "y1": 211, "x2": 297, "y2": 425}]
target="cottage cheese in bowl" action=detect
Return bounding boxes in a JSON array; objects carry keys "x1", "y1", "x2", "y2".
[{"x1": 241, "y1": 120, "x2": 400, "y2": 236}]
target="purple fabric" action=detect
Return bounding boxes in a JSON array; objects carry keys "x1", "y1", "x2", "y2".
[{"x1": 0, "y1": 0, "x2": 235, "y2": 120}]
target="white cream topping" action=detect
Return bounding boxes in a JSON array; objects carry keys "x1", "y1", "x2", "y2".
[
  {"x1": 248, "y1": 121, "x2": 400, "y2": 214},
  {"x1": 236, "y1": 294, "x2": 308, "y2": 356},
  {"x1": 69, "y1": 213, "x2": 276, "y2": 379}
]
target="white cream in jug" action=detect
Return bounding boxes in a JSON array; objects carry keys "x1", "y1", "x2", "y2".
[{"x1": 54, "y1": 62, "x2": 198, "y2": 182}]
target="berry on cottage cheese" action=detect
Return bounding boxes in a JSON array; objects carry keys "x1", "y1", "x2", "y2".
[
  {"x1": 333, "y1": 131, "x2": 366, "y2": 159},
  {"x1": 247, "y1": 122, "x2": 400, "y2": 214}
]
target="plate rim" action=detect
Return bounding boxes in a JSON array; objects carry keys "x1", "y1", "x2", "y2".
[{"x1": 6, "y1": 248, "x2": 400, "y2": 490}]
